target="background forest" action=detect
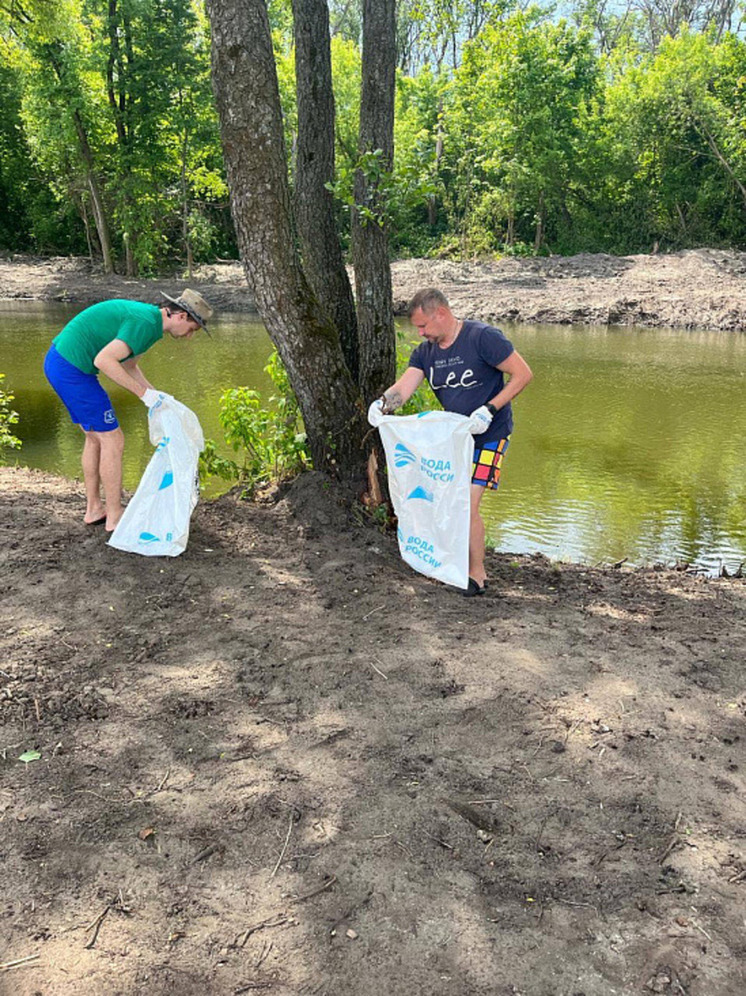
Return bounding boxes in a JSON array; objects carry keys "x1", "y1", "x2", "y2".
[{"x1": 1, "y1": 0, "x2": 746, "y2": 273}]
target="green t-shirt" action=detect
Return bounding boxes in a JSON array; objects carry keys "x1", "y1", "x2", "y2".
[{"x1": 52, "y1": 300, "x2": 163, "y2": 374}]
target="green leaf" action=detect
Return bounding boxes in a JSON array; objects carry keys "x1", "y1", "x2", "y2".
[{"x1": 18, "y1": 750, "x2": 41, "y2": 763}]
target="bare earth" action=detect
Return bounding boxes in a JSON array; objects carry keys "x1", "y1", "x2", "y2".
[
  {"x1": 2, "y1": 247, "x2": 746, "y2": 329},
  {"x1": 1, "y1": 254, "x2": 745, "y2": 995}
]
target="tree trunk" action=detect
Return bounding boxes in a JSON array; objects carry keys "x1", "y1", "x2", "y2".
[
  {"x1": 181, "y1": 126, "x2": 194, "y2": 278},
  {"x1": 72, "y1": 111, "x2": 114, "y2": 274},
  {"x1": 206, "y1": 0, "x2": 366, "y2": 478},
  {"x1": 428, "y1": 97, "x2": 444, "y2": 228},
  {"x1": 105, "y1": 0, "x2": 138, "y2": 276},
  {"x1": 534, "y1": 190, "x2": 545, "y2": 252},
  {"x1": 351, "y1": 0, "x2": 397, "y2": 405},
  {"x1": 293, "y1": 0, "x2": 358, "y2": 381},
  {"x1": 48, "y1": 45, "x2": 114, "y2": 275},
  {"x1": 75, "y1": 191, "x2": 95, "y2": 265},
  {"x1": 701, "y1": 123, "x2": 746, "y2": 209}
]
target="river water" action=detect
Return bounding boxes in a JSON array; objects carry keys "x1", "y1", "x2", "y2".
[{"x1": 2, "y1": 301, "x2": 745, "y2": 574}]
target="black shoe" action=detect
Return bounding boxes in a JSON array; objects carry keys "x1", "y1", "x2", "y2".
[{"x1": 464, "y1": 577, "x2": 486, "y2": 597}]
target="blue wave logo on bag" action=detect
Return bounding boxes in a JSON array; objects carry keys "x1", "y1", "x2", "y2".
[
  {"x1": 394, "y1": 443, "x2": 416, "y2": 467},
  {"x1": 158, "y1": 471, "x2": 174, "y2": 490},
  {"x1": 407, "y1": 486, "x2": 434, "y2": 503}
]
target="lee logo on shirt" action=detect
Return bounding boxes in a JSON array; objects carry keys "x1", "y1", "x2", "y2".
[{"x1": 429, "y1": 366, "x2": 478, "y2": 391}]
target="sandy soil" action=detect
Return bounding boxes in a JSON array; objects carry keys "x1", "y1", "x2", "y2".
[
  {"x1": 2, "y1": 247, "x2": 746, "y2": 330},
  {"x1": 1, "y1": 466, "x2": 745, "y2": 996}
]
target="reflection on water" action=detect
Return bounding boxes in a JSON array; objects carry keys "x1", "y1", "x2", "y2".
[
  {"x1": 480, "y1": 322, "x2": 746, "y2": 575},
  {"x1": 2, "y1": 301, "x2": 745, "y2": 573}
]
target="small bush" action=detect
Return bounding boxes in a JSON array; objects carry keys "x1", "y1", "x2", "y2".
[
  {"x1": 0, "y1": 374, "x2": 21, "y2": 455},
  {"x1": 199, "y1": 351, "x2": 310, "y2": 495}
]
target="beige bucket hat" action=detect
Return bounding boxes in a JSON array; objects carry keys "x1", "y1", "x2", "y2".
[{"x1": 162, "y1": 289, "x2": 214, "y2": 336}]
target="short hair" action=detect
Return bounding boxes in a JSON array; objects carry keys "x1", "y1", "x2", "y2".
[{"x1": 408, "y1": 288, "x2": 449, "y2": 316}]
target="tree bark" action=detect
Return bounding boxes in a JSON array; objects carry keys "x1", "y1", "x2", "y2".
[
  {"x1": 47, "y1": 47, "x2": 114, "y2": 274},
  {"x1": 105, "y1": 0, "x2": 138, "y2": 276},
  {"x1": 351, "y1": 0, "x2": 397, "y2": 405},
  {"x1": 206, "y1": 0, "x2": 366, "y2": 478},
  {"x1": 293, "y1": 0, "x2": 359, "y2": 381},
  {"x1": 72, "y1": 110, "x2": 114, "y2": 274}
]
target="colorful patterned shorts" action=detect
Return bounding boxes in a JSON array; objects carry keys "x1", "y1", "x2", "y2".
[{"x1": 472, "y1": 436, "x2": 510, "y2": 489}]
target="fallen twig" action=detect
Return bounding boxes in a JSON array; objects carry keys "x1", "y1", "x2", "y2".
[
  {"x1": 423, "y1": 829, "x2": 454, "y2": 850},
  {"x1": 270, "y1": 812, "x2": 295, "y2": 879},
  {"x1": 368, "y1": 658, "x2": 389, "y2": 680},
  {"x1": 84, "y1": 906, "x2": 110, "y2": 949},
  {"x1": 658, "y1": 836, "x2": 681, "y2": 864},
  {"x1": 728, "y1": 868, "x2": 746, "y2": 884},
  {"x1": 231, "y1": 877, "x2": 338, "y2": 950},
  {"x1": 192, "y1": 842, "x2": 225, "y2": 865},
  {"x1": 290, "y1": 875, "x2": 338, "y2": 903},
  {"x1": 236, "y1": 915, "x2": 290, "y2": 949},
  {"x1": 443, "y1": 798, "x2": 496, "y2": 834},
  {"x1": 658, "y1": 814, "x2": 684, "y2": 864},
  {"x1": 0, "y1": 953, "x2": 40, "y2": 971},
  {"x1": 151, "y1": 769, "x2": 170, "y2": 795},
  {"x1": 362, "y1": 604, "x2": 385, "y2": 621},
  {"x1": 254, "y1": 940, "x2": 273, "y2": 968}
]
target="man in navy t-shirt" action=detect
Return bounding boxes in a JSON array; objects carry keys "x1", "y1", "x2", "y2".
[{"x1": 374, "y1": 287, "x2": 533, "y2": 596}]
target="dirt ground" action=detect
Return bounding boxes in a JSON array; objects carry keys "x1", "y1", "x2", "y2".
[
  {"x1": 2, "y1": 247, "x2": 746, "y2": 330},
  {"x1": 1, "y1": 465, "x2": 745, "y2": 996},
  {"x1": 1, "y1": 252, "x2": 745, "y2": 994}
]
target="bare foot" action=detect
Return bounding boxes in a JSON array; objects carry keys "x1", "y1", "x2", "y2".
[
  {"x1": 84, "y1": 506, "x2": 107, "y2": 525},
  {"x1": 105, "y1": 511, "x2": 124, "y2": 533}
]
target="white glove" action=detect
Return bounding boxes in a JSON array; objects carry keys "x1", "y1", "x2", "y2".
[
  {"x1": 367, "y1": 398, "x2": 386, "y2": 427},
  {"x1": 141, "y1": 388, "x2": 169, "y2": 409},
  {"x1": 467, "y1": 405, "x2": 494, "y2": 435}
]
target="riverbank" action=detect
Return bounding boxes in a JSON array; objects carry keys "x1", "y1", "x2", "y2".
[
  {"x1": 2, "y1": 247, "x2": 746, "y2": 330},
  {"x1": 1, "y1": 465, "x2": 745, "y2": 995}
]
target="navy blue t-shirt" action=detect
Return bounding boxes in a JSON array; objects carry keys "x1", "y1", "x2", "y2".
[{"x1": 408, "y1": 320, "x2": 514, "y2": 445}]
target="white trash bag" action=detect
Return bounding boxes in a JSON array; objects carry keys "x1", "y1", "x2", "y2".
[
  {"x1": 108, "y1": 396, "x2": 205, "y2": 557},
  {"x1": 368, "y1": 405, "x2": 474, "y2": 589}
]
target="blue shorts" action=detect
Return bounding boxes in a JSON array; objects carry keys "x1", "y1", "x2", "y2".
[{"x1": 43, "y1": 344, "x2": 119, "y2": 432}]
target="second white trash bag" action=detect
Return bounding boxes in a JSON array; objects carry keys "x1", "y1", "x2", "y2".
[
  {"x1": 108, "y1": 396, "x2": 205, "y2": 557},
  {"x1": 369, "y1": 408, "x2": 474, "y2": 589}
]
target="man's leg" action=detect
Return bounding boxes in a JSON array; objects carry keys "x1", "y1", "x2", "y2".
[
  {"x1": 81, "y1": 431, "x2": 106, "y2": 523},
  {"x1": 469, "y1": 483, "x2": 487, "y2": 586},
  {"x1": 94, "y1": 428, "x2": 125, "y2": 531}
]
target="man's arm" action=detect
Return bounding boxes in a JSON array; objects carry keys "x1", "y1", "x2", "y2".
[
  {"x1": 381, "y1": 367, "x2": 425, "y2": 412},
  {"x1": 93, "y1": 339, "x2": 148, "y2": 398},
  {"x1": 120, "y1": 355, "x2": 154, "y2": 393},
  {"x1": 487, "y1": 350, "x2": 533, "y2": 413}
]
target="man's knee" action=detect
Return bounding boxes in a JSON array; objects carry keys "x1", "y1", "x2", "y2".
[
  {"x1": 470, "y1": 484, "x2": 486, "y2": 512},
  {"x1": 96, "y1": 428, "x2": 124, "y2": 453}
]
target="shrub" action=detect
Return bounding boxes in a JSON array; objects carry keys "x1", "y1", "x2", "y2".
[{"x1": 0, "y1": 374, "x2": 21, "y2": 455}]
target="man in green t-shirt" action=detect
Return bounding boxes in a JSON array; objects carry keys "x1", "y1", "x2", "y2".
[{"x1": 43, "y1": 289, "x2": 213, "y2": 532}]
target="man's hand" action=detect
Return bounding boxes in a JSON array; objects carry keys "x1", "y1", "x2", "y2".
[
  {"x1": 467, "y1": 405, "x2": 494, "y2": 434},
  {"x1": 141, "y1": 388, "x2": 169, "y2": 409}
]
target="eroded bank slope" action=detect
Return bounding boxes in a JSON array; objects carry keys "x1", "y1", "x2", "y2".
[{"x1": 2, "y1": 247, "x2": 746, "y2": 330}]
